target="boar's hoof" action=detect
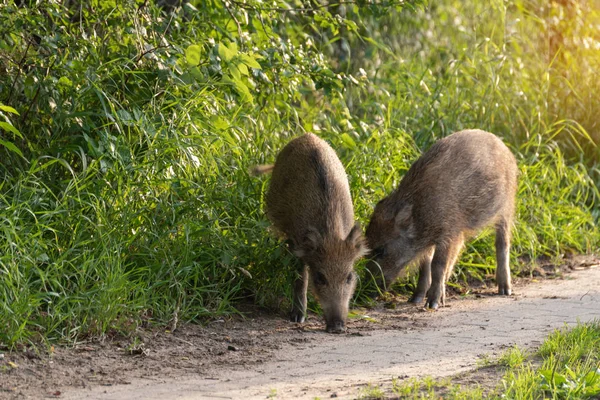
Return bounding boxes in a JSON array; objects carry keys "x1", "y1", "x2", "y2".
[
  {"x1": 425, "y1": 300, "x2": 440, "y2": 310},
  {"x1": 326, "y1": 321, "x2": 346, "y2": 334},
  {"x1": 408, "y1": 295, "x2": 426, "y2": 304},
  {"x1": 498, "y1": 287, "x2": 512, "y2": 296},
  {"x1": 290, "y1": 311, "x2": 306, "y2": 323}
]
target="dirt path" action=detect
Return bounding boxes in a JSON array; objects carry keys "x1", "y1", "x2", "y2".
[{"x1": 50, "y1": 266, "x2": 599, "y2": 400}]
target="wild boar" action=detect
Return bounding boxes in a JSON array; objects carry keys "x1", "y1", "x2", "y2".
[
  {"x1": 254, "y1": 133, "x2": 368, "y2": 333},
  {"x1": 366, "y1": 129, "x2": 518, "y2": 309}
]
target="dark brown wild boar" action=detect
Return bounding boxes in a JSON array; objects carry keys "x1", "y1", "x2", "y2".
[
  {"x1": 254, "y1": 134, "x2": 368, "y2": 333},
  {"x1": 366, "y1": 129, "x2": 518, "y2": 309}
]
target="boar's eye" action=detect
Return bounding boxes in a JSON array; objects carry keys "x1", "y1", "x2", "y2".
[
  {"x1": 372, "y1": 246, "x2": 386, "y2": 258},
  {"x1": 346, "y1": 273, "x2": 353, "y2": 284},
  {"x1": 314, "y1": 271, "x2": 328, "y2": 287}
]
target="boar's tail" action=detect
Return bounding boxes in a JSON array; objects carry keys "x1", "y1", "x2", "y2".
[{"x1": 250, "y1": 164, "x2": 275, "y2": 176}]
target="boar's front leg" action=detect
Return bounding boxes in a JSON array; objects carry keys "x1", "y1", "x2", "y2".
[
  {"x1": 290, "y1": 264, "x2": 309, "y2": 323},
  {"x1": 409, "y1": 247, "x2": 434, "y2": 304},
  {"x1": 426, "y1": 238, "x2": 463, "y2": 310}
]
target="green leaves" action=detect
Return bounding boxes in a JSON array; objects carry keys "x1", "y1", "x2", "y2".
[
  {"x1": 57, "y1": 76, "x2": 73, "y2": 90},
  {"x1": 0, "y1": 139, "x2": 23, "y2": 157},
  {"x1": 340, "y1": 133, "x2": 357, "y2": 149},
  {"x1": 185, "y1": 44, "x2": 203, "y2": 66},
  {"x1": 240, "y1": 54, "x2": 261, "y2": 70},
  {"x1": 0, "y1": 121, "x2": 22, "y2": 139},
  {"x1": 181, "y1": 41, "x2": 264, "y2": 103},
  {"x1": 0, "y1": 103, "x2": 24, "y2": 157},
  {"x1": 215, "y1": 42, "x2": 264, "y2": 103},
  {"x1": 0, "y1": 104, "x2": 19, "y2": 115},
  {"x1": 539, "y1": 358, "x2": 600, "y2": 397},
  {"x1": 218, "y1": 42, "x2": 237, "y2": 62},
  {"x1": 223, "y1": 74, "x2": 253, "y2": 103},
  {"x1": 228, "y1": 63, "x2": 241, "y2": 80}
]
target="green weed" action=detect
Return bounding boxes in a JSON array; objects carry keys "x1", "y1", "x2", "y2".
[
  {"x1": 391, "y1": 376, "x2": 484, "y2": 399},
  {"x1": 498, "y1": 345, "x2": 529, "y2": 369},
  {"x1": 376, "y1": 321, "x2": 600, "y2": 399},
  {"x1": 358, "y1": 383, "x2": 386, "y2": 400},
  {"x1": 503, "y1": 320, "x2": 600, "y2": 399}
]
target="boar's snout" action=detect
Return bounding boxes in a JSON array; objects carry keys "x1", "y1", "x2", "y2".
[{"x1": 326, "y1": 320, "x2": 346, "y2": 334}]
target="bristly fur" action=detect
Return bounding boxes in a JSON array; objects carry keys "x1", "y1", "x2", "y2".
[
  {"x1": 366, "y1": 129, "x2": 518, "y2": 308},
  {"x1": 258, "y1": 133, "x2": 367, "y2": 332}
]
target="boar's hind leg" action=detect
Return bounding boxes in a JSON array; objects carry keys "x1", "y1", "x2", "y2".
[
  {"x1": 495, "y1": 217, "x2": 512, "y2": 296},
  {"x1": 290, "y1": 264, "x2": 309, "y2": 323},
  {"x1": 409, "y1": 247, "x2": 434, "y2": 304},
  {"x1": 426, "y1": 238, "x2": 463, "y2": 310}
]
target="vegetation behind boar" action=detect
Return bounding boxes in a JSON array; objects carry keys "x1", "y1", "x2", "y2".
[
  {"x1": 366, "y1": 129, "x2": 518, "y2": 309},
  {"x1": 255, "y1": 133, "x2": 368, "y2": 333}
]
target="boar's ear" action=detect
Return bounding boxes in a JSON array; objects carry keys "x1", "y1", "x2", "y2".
[
  {"x1": 377, "y1": 199, "x2": 394, "y2": 221},
  {"x1": 293, "y1": 227, "x2": 322, "y2": 258},
  {"x1": 394, "y1": 204, "x2": 413, "y2": 229},
  {"x1": 346, "y1": 223, "x2": 370, "y2": 258}
]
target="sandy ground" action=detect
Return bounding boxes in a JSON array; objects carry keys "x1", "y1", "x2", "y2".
[{"x1": 1, "y1": 257, "x2": 599, "y2": 399}]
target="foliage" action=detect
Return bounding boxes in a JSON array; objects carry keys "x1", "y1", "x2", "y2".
[
  {"x1": 0, "y1": 103, "x2": 24, "y2": 156},
  {"x1": 539, "y1": 366, "x2": 600, "y2": 398},
  {"x1": 0, "y1": 0, "x2": 598, "y2": 345},
  {"x1": 503, "y1": 320, "x2": 600, "y2": 399},
  {"x1": 358, "y1": 383, "x2": 386, "y2": 400},
  {"x1": 497, "y1": 345, "x2": 529, "y2": 369},
  {"x1": 381, "y1": 321, "x2": 600, "y2": 399},
  {"x1": 391, "y1": 376, "x2": 485, "y2": 399}
]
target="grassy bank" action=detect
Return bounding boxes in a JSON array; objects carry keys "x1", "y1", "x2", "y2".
[
  {"x1": 0, "y1": 0, "x2": 598, "y2": 346},
  {"x1": 358, "y1": 320, "x2": 600, "y2": 399}
]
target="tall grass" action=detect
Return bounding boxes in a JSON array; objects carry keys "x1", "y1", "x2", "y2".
[{"x1": 0, "y1": 0, "x2": 598, "y2": 346}]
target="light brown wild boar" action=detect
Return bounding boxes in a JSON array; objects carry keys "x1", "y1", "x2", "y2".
[
  {"x1": 366, "y1": 129, "x2": 518, "y2": 309},
  {"x1": 254, "y1": 133, "x2": 368, "y2": 333}
]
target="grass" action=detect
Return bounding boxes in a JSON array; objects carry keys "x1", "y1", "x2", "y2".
[
  {"x1": 390, "y1": 375, "x2": 486, "y2": 400},
  {"x1": 360, "y1": 320, "x2": 600, "y2": 399},
  {"x1": 503, "y1": 321, "x2": 600, "y2": 399},
  {"x1": 497, "y1": 345, "x2": 529, "y2": 369},
  {"x1": 358, "y1": 383, "x2": 387, "y2": 399},
  {"x1": 0, "y1": 0, "x2": 599, "y2": 346}
]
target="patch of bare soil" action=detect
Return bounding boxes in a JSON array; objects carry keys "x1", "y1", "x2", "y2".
[
  {"x1": 0, "y1": 306, "x2": 427, "y2": 399},
  {"x1": 0, "y1": 254, "x2": 597, "y2": 399}
]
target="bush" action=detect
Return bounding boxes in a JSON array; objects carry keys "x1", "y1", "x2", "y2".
[{"x1": 0, "y1": 0, "x2": 598, "y2": 345}]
